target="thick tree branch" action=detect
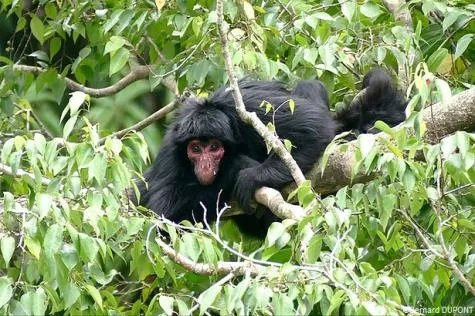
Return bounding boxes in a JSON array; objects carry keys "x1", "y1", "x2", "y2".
[
  {"x1": 303, "y1": 87, "x2": 475, "y2": 195},
  {"x1": 260, "y1": 88, "x2": 475, "y2": 211}
]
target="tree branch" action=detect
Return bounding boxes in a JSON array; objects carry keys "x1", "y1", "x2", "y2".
[
  {"x1": 155, "y1": 235, "x2": 264, "y2": 276},
  {"x1": 215, "y1": 0, "x2": 306, "y2": 186},
  {"x1": 11, "y1": 64, "x2": 178, "y2": 98},
  {"x1": 258, "y1": 87, "x2": 475, "y2": 213},
  {"x1": 98, "y1": 100, "x2": 177, "y2": 145}
]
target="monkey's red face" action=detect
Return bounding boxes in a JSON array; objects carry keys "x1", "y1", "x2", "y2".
[{"x1": 187, "y1": 139, "x2": 225, "y2": 185}]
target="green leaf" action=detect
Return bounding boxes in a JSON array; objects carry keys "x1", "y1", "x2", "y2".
[
  {"x1": 1, "y1": 236, "x2": 16, "y2": 266},
  {"x1": 43, "y1": 224, "x2": 63, "y2": 257},
  {"x1": 49, "y1": 37, "x2": 62, "y2": 60},
  {"x1": 109, "y1": 47, "x2": 130, "y2": 76},
  {"x1": 63, "y1": 284, "x2": 80, "y2": 309},
  {"x1": 283, "y1": 139, "x2": 292, "y2": 152},
  {"x1": 104, "y1": 36, "x2": 127, "y2": 55},
  {"x1": 71, "y1": 46, "x2": 91, "y2": 73},
  {"x1": 242, "y1": 0, "x2": 255, "y2": 19},
  {"x1": 427, "y1": 48, "x2": 448, "y2": 72},
  {"x1": 85, "y1": 284, "x2": 103, "y2": 308},
  {"x1": 62, "y1": 115, "x2": 77, "y2": 141},
  {"x1": 176, "y1": 299, "x2": 190, "y2": 315},
  {"x1": 105, "y1": 138, "x2": 123, "y2": 155},
  {"x1": 273, "y1": 293, "x2": 294, "y2": 316},
  {"x1": 186, "y1": 59, "x2": 211, "y2": 86},
  {"x1": 341, "y1": 1, "x2": 356, "y2": 21},
  {"x1": 159, "y1": 295, "x2": 174, "y2": 315},
  {"x1": 441, "y1": 135, "x2": 457, "y2": 157},
  {"x1": 435, "y1": 78, "x2": 452, "y2": 105},
  {"x1": 307, "y1": 235, "x2": 322, "y2": 263},
  {"x1": 313, "y1": 12, "x2": 334, "y2": 21},
  {"x1": 14, "y1": 135, "x2": 26, "y2": 151},
  {"x1": 30, "y1": 15, "x2": 45, "y2": 44},
  {"x1": 380, "y1": 194, "x2": 396, "y2": 230},
  {"x1": 36, "y1": 193, "x2": 52, "y2": 219},
  {"x1": 20, "y1": 288, "x2": 48, "y2": 316},
  {"x1": 395, "y1": 274, "x2": 411, "y2": 304},
  {"x1": 191, "y1": 16, "x2": 204, "y2": 36},
  {"x1": 0, "y1": 277, "x2": 13, "y2": 308},
  {"x1": 61, "y1": 91, "x2": 88, "y2": 122},
  {"x1": 358, "y1": 134, "x2": 376, "y2": 157},
  {"x1": 79, "y1": 234, "x2": 99, "y2": 262},
  {"x1": 1, "y1": 138, "x2": 14, "y2": 163},
  {"x1": 182, "y1": 234, "x2": 201, "y2": 262},
  {"x1": 126, "y1": 217, "x2": 145, "y2": 236},
  {"x1": 60, "y1": 244, "x2": 79, "y2": 271},
  {"x1": 442, "y1": 11, "x2": 462, "y2": 31},
  {"x1": 288, "y1": 99, "x2": 295, "y2": 114},
  {"x1": 374, "y1": 120, "x2": 395, "y2": 136},
  {"x1": 303, "y1": 47, "x2": 318, "y2": 65},
  {"x1": 360, "y1": 3, "x2": 383, "y2": 19},
  {"x1": 402, "y1": 170, "x2": 416, "y2": 193},
  {"x1": 201, "y1": 237, "x2": 217, "y2": 265},
  {"x1": 103, "y1": 9, "x2": 124, "y2": 34},
  {"x1": 15, "y1": 17, "x2": 26, "y2": 32},
  {"x1": 266, "y1": 222, "x2": 285, "y2": 247},
  {"x1": 198, "y1": 285, "x2": 222, "y2": 315},
  {"x1": 25, "y1": 237, "x2": 41, "y2": 260},
  {"x1": 88, "y1": 154, "x2": 107, "y2": 185},
  {"x1": 455, "y1": 131, "x2": 469, "y2": 157},
  {"x1": 304, "y1": 15, "x2": 318, "y2": 29},
  {"x1": 454, "y1": 34, "x2": 474, "y2": 60},
  {"x1": 327, "y1": 290, "x2": 346, "y2": 315},
  {"x1": 44, "y1": 3, "x2": 57, "y2": 19}
]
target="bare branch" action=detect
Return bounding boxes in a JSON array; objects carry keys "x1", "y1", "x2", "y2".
[
  {"x1": 98, "y1": 100, "x2": 177, "y2": 144},
  {"x1": 215, "y1": 0, "x2": 306, "y2": 186},
  {"x1": 11, "y1": 64, "x2": 178, "y2": 98},
  {"x1": 155, "y1": 234, "x2": 264, "y2": 276}
]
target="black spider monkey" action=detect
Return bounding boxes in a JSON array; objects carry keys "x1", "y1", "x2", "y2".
[{"x1": 135, "y1": 68, "x2": 407, "y2": 233}]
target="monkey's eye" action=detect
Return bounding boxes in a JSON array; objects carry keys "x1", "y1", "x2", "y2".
[
  {"x1": 210, "y1": 143, "x2": 220, "y2": 152},
  {"x1": 191, "y1": 144, "x2": 201, "y2": 153}
]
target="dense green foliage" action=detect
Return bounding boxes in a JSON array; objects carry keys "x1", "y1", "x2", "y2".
[{"x1": 0, "y1": 0, "x2": 474, "y2": 315}]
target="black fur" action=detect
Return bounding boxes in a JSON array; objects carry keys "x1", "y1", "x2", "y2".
[
  {"x1": 136, "y1": 68, "x2": 406, "y2": 227},
  {"x1": 335, "y1": 68, "x2": 407, "y2": 136},
  {"x1": 137, "y1": 80, "x2": 335, "y2": 222}
]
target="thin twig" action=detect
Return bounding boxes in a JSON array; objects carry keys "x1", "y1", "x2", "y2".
[{"x1": 98, "y1": 100, "x2": 177, "y2": 144}]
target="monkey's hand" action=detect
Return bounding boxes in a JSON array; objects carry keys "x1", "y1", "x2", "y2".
[{"x1": 234, "y1": 167, "x2": 261, "y2": 214}]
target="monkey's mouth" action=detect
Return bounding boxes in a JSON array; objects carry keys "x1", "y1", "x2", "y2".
[
  {"x1": 195, "y1": 161, "x2": 219, "y2": 186},
  {"x1": 196, "y1": 170, "x2": 217, "y2": 185}
]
